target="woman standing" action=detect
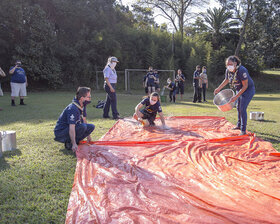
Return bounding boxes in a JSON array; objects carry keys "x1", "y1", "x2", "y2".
[
  {"x1": 103, "y1": 56, "x2": 121, "y2": 120},
  {"x1": 214, "y1": 56, "x2": 255, "y2": 135},
  {"x1": 175, "y1": 69, "x2": 185, "y2": 100},
  {"x1": 200, "y1": 66, "x2": 208, "y2": 102}
]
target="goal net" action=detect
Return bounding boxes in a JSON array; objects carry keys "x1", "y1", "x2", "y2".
[{"x1": 125, "y1": 69, "x2": 175, "y2": 92}]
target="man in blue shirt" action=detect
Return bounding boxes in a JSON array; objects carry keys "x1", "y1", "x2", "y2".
[
  {"x1": 54, "y1": 87, "x2": 95, "y2": 152},
  {"x1": 9, "y1": 60, "x2": 28, "y2": 106},
  {"x1": 193, "y1": 65, "x2": 202, "y2": 103}
]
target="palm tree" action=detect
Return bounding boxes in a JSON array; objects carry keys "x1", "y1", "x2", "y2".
[{"x1": 203, "y1": 7, "x2": 238, "y2": 50}]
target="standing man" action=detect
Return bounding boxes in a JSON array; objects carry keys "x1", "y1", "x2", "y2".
[
  {"x1": 54, "y1": 87, "x2": 95, "y2": 152},
  {"x1": 0, "y1": 66, "x2": 6, "y2": 111},
  {"x1": 192, "y1": 65, "x2": 201, "y2": 103},
  {"x1": 103, "y1": 56, "x2": 121, "y2": 120},
  {"x1": 175, "y1": 69, "x2": 185, "y2": 100},
  {"x1": 9, "y1": 60, "x2": 27, "y2": 106}
]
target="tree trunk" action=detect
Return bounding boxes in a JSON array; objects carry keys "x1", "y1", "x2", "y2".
[{"x1": 235, "y1": 3, "x2": 252, "y2": 56}]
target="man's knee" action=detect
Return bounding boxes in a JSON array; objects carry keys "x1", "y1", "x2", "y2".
[{"x1": 88, "y1": 124, "x2": 95, "y2": 133}]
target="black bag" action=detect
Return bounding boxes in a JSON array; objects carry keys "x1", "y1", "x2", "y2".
[{"x1": 95, "y1": 100, "x2": 105, "y2": 109}]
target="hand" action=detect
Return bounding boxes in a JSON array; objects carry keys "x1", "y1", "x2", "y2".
[
  {"x1": 214, "y1": 88, "x2": 220, "y2": 95},
  {"x1": 230, "y1": 96, "x2": 238, "y2": 103},
  {"x1": 72, "y1": 143, "x2": 78, "y2": 152},
  {"x1": 87, "y1": 136, "x2": 92, "y2": 143},
  {"x1": 110, "y1": 87, "x2": 115, "y2": 93},
  {"x1": 26, "y1": 82, "x2": 28, "y2": 87}
]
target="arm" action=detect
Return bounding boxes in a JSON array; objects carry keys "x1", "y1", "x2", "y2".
[
  {"x1": 214, "y1": 79, "x2": 229, "y2": 95},
  {"x1": 105, "y1": 77, "x2": 115, "y2": 93},
  {"x1": 0, "y1": 67, "x2": 6, "y2": 77},
  {"x1": 230, "y1": 79, "x2": 248, "y2": 103},
  {"x1": 135, "y1": 102, "x2": 144, "y2": 118},
  {"x1": 69, "y1": 124, "x2": 78, "y2": 152},
  {"x1": 158, "y1": 112, "x2": 166, "y2": 126},
  {"x1": 9, "y1": 65, "x2": 17, "y2": 75}
]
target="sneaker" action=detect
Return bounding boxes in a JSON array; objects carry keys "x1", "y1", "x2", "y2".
[
  {"x1": 239, "y1": 131, "x2": 246, "y2": 136},
  {"x1": 232, "y1": 126, "x2": 241, "y2": 130},
  {"x1": 64, "y1": 142, "x2": 72, "y2": 150}
]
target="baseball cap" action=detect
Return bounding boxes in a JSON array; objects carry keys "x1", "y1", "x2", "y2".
[{"x1": 111, "y1": 57, "x2": 119, "y2": 63}]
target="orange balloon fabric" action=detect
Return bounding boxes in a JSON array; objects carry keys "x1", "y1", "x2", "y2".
[{"x1": 65, "y1": 116, "x2": 280, "y2": 224}]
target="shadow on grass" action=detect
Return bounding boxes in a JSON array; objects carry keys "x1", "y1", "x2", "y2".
[
  {"x1": 0, "y1": 149, "x2": 22, "y2": 171},
  {"x1": 258, "y1": 120, "x2": 276, "y2": 123},
  {"x1": 254, "y1": 131, "x2": 280, "y2": 146},
  {"x1": 253, "y1": 96, "x2": 280, "y2": 101}
]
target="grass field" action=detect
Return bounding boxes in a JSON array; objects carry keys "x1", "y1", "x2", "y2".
[{"x1": 0, "y1": 88, "x2": 279, "y2": 223}]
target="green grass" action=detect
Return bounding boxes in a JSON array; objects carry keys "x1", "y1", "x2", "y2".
[{"x1": 0, "y1": 89, "x2": 279, "y2": 223}]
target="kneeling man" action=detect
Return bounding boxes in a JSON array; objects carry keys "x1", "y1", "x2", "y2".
[{"x1": 54, "y1": 87, "x2": 95, "y2": 152}]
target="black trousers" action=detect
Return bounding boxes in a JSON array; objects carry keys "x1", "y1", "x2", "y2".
[
  {"x1": 193, "y1": 86, "x2": 201, "y2": 102},
  {"x1": 103, "y1": 83, "x2": 119, "y2": 118}
]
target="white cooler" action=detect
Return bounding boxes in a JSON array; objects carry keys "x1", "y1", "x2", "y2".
[
  {"x1": 250, "y1": 112, "x2": 264, "y2": 121},
  {"x1": 0, "y1": 131, "x2": 17, "y2": 152}
]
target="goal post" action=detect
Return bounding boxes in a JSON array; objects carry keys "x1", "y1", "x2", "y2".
[{"x1": 125, "y1": 69, "x2": 176, "y2": 92}]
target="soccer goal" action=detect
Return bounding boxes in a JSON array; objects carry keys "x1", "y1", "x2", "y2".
[{"x1": 124, "y1": 69, "x2": 175, "y2": 92}]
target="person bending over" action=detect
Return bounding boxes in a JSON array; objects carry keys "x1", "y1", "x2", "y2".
[
  {"x1": 54, "y1": 87, "x2": 95, "y2": 152},
  {"x1": 165, "y1": 78, "x2": 176, "y2": 103},
  {"x1": 133, "y1": 92, "x2": 168, "y2": 129}
]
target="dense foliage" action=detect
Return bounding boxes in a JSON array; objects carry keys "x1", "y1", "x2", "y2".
[{"x1": 0, "y1": 0, "x2": 279, "y2": 88}]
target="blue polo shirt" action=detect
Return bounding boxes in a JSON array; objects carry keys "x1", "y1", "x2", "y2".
[
  {"x1": 193, "y1": 70, "x2": 200, "y2": 87},
  {"x1": 225, "y1": 65, "x2": 254, "y2": 91},
  {"x1": 146, "y1": 72, "x2": 155, "y2": 86},
  {"x1": 176, "y1": 74, "x2": 185, "y2": 85},
  {"x1": 141, "y1": 97, "x2": 162, "y2": 115},
  {"x1": 9, "y1": 66, "x2": 26, "y2": 83},
  {"x1": 54, "y1": 98, "x2": 87, "y2": 132},
  {"x1": 167, "y1": 82, "x2": 176, "y2": 92},
  {"x1": 103, "y1": 65, "x2": 117, "y2": 84}
]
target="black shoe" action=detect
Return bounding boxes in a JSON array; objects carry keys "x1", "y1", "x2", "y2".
[
  {"x1": 232, "y1": 126, "x2": 241, "y2": 130},
  {"x1": 103, "y1": 115, "x2": 110, "y2": 119},
  {"x1": 64, "y1": 142, "x2": 72, "y2": 150},
  {"x1": 192, "y1": 101, "x2": 196, "y2": 103},
  {"x1": 20, "y1": 102, "x2": 26, "y2": 105},
  {"x1": 204, "y1": 100, "x2": 207, "y2": 102},
  {"x1": 198, "y1": 101, "x2": 202, "y2": 103},
  {"x1": 113, "y1": 115, "x2": 123, "y2": 120},
  {"x1": 11, "y1": 100, "x2": 16, "y2": 106}
]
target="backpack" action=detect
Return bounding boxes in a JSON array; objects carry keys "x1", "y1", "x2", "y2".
[{"x1": 96, "y1": 100, "x2": 105, "y2": 109}]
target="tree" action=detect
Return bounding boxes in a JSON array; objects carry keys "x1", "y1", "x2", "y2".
[
  {"x1": 203, "y1": 7, "x2": 238, "y2": 50},
  {"x1": 218, "y1": 0, "x2": 254, "y2": 56},
  {"x1": 137, "y1": 0, "x2": 209, "y2": 39}
]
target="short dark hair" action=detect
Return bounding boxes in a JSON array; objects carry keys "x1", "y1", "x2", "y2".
[
  {"x1": 226, "y1": 55, "x2": 241, "y2": 66},
  {"x1": 76, "y1": 87, "x2": 91, "y2": 100}
]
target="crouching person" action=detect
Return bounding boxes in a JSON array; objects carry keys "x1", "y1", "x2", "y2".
[
  {"x1": 133, "y1": 92, "x2": 169, "y2": 129},
  {"x1": 54, "y1": 87, "x2": 95, "y2": 152}
]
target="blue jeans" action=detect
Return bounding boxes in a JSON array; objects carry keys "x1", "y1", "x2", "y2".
[
  {"x1": 54, "y1": 123, "x2": 95, "y2": 143},
  {"x1": 103, "y1": 83, "x2": 119, "y2": 118},
  {"x1": 236, "y1": 87, "x2": 255, "y2": 132}
]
